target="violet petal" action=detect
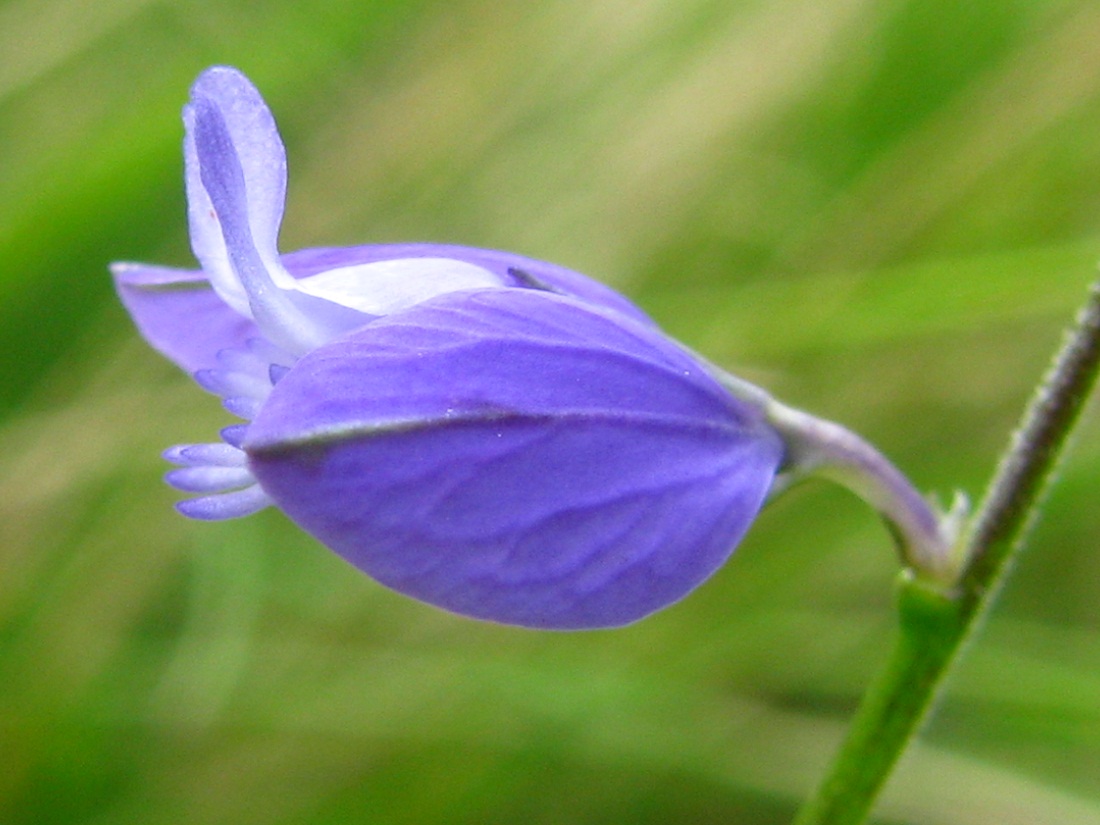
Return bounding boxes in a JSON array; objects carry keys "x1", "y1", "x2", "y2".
[
  {"x1": 281, "y1": 244, "x2": 654, "y2": 326},
  {"x1": 245, "y1": 289, "x2": 783, "y2": 629},
  {"x1": 110, "y1": 263, "x2": 259, "y2": 374},
  {"x1": 175, "y1": 484, "x2": 272, "y2": 520},
  {"x1": 184, "y1": 66, "x2": 289, "y2": 317}
]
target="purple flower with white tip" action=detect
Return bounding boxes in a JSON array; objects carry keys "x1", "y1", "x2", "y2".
[{"x1": 116, "y1": 66, "x2": 899, "y2": 629}]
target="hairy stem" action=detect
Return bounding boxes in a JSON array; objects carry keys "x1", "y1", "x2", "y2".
[
  {"x1": 714, "y1": 378, "x2": 963, "y2": 585},
  {"x1": 762, "y1": 400, "x2": 963, "y2": 584},
  {"x1": 792, "y1": 276, "x2": 1100, "y2": 825}
]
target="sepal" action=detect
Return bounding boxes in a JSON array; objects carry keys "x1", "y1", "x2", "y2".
[{"x1": 244, "y1": 288, "x2": 783, "y2": 628}]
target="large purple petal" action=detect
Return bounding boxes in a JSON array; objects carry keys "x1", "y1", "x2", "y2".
[
  {"x1": 111, "y1": 263, "x2": 259, "y2": 374},
  {"x1": 245, "y1": 289, "x2": 783, "y2": 628}
]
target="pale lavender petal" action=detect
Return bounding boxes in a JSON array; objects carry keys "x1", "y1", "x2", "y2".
[
  {"x1": 189, "y1": 96, "x2": 340, "y2": 354},
  {"x1": 111, "y1": 263, "x2": 258, "y2": 374},
  {"x1": 184, "y1": 66, "x2": 288, "y2": 316},
  {"x1": 114, "y1": 244, "x2": 651, "y2": 375},
  {"x1": 244, "y1": 335, "x2": 296, "y2": 369},
  {"x1": 194, "y1": 367, "x2": 268, "y2": 400},
  {"x1": 166, "y1": 465, "x2": 256, "y2": 493},
  {"x1": 222, "y1": 396, "x2": 262, "y2": 419},
  {"x1": 245, "y1": 289, "x2": 783, "y2": 629},
  {"x1": 175, "y1": 484, "x2": 272, "y2": 520},
  {"x1": 164, "y1": 443, "x2": 248, "y2": 467},
  {"x1": 281, "y1": 244, "x2": 654, "y2": 326},
  {"x1": 185, "y1": 71, "x2": 371, "y2": 350},
  {"x1": 220, "y1": 425, "x2": 248, "y2": 448},
  {"x1": 295, "y1": 257, "x2": 503, "y2": 316}
]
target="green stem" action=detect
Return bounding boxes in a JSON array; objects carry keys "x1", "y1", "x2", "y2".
[{"x1": 792, "y1": 276, "x2": 1100, "y2": 825}]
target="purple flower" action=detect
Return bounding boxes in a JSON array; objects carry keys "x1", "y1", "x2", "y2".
[{"x1": 112, "y1": 66, "x2": 784, "y2": 629}]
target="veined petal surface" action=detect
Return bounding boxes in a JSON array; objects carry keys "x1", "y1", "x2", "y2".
[{"x1": 245, "y1": 289, "x2": 783, "y2": 629}]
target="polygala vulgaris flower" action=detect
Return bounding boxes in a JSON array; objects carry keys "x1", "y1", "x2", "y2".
[{"x1": 115, "y1": 66, "x2": 879, "y2": 629}]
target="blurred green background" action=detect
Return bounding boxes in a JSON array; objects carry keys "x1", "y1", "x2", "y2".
[{"x1": 2, "y1": 1, "x2": 1099, "y2": 823}]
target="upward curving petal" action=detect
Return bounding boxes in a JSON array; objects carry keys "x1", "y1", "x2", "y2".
[
  {"x1": 184, "y1": 66, "x2": 291, "y2": 316},
  {"x1": 187, "y1": 75, "x2": 368, "y2": 354}
]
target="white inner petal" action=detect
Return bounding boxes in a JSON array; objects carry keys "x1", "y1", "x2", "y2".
[{"x1": 295, "y1": 257, "x2": 504, "y2": 316}]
